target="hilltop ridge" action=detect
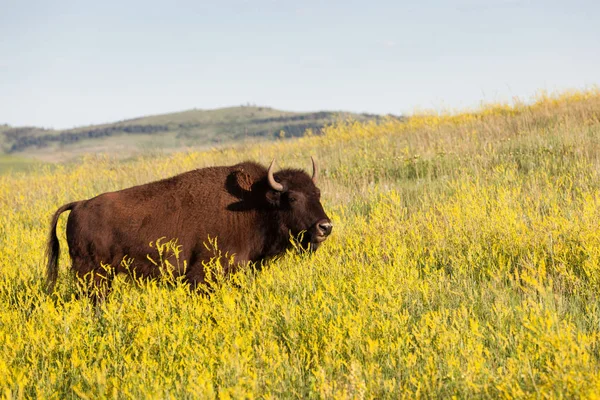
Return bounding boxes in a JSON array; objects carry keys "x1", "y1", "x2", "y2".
[{"x1": 0, "y1": 106, "x2": 384, "y2": 161}]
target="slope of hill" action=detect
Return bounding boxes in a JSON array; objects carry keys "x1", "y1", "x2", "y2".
[{"x1": 0, "y1": 106, "x2": 381, "y2": 161}]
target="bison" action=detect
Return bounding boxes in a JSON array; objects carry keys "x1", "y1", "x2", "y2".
[{"x1": 46, "y1": 158, "x2": 333, "y2": 299}]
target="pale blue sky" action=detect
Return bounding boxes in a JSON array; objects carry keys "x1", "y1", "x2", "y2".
[{"x1": 1, "y1": 0, "x2": 598, "y2": 129}]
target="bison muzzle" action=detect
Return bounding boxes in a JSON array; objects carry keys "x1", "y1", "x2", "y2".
[{"x1": 45, "y1": 158, "x2": 332, "y2": 299}]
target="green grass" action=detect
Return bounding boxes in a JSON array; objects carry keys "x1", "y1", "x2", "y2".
[{"x1": 0, "y1": 154, "x2": 40, "y2": 175}]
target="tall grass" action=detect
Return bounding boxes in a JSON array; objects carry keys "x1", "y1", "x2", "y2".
[{"x1": 1, "y1": 89, "x2": 600, "y2": 398}]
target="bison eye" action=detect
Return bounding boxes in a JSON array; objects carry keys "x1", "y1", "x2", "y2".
[{"x1": 288, "y1": 196, "x2": 297, "y2": 203}]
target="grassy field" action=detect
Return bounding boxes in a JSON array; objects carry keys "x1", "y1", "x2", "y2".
[
  {"x1": 1, "y1": 89, "x2": 600, "y2": 398},
  {"x1": 0, "y1": 155, "x2": 41, "y2": 175}
]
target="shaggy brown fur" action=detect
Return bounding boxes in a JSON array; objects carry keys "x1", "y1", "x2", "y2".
[{"x1": 45, "y1": 160, "x2": 332, "y2": 299}]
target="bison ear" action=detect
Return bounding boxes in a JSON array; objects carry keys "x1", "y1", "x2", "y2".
[
  {"x1": 233, "y1": 169, "x2": 253, "y2": 192},
  {"x1": 226, "y1": 169, "x2": 254, "y2": 199}
]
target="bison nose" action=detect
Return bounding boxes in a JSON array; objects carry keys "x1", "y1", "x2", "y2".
[{"x1": 317, "y1": 220, "x2": 333, "y2": 236}]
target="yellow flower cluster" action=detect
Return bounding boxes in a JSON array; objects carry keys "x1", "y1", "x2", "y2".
[{"x1": 1, "y1": 89, "x2": 600, "y2": 398}]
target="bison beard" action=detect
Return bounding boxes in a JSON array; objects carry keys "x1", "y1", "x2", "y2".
[{"x1": 45, "y1": 158, "x2": 332, "y2": 300}]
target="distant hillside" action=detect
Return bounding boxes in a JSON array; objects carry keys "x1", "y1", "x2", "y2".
[{"x1": 0, "y1": 106, "x2": 384, "y2": 160}]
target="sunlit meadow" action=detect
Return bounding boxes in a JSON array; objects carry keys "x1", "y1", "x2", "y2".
[{"x1": 2, "y1": 89, "x2": 600, "y2": 398}]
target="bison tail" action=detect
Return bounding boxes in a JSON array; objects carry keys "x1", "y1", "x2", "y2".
[{"x1": 45, "y1": 202, "x2": 79, "y2": 294}]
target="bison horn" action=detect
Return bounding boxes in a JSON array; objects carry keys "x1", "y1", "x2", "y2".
[
  {"x1": 311, "y1": 156, "x2": 318, "y2": 184},
  {"x1": 267, "y1": 159, "x2": 284, "y2": 192}
]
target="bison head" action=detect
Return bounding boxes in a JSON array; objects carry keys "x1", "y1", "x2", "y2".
[{"x1": 266, "y1": 157, "x2": 333, "y2": 251}]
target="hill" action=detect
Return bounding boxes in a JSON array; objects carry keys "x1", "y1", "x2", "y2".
[{"x1": 0, "y1": 106, "x2": 381, "y2": 161}]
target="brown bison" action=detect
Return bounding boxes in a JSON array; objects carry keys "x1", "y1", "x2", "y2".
[{"x1": 46, "y1": 158, "x2": 332, "y2": 298}]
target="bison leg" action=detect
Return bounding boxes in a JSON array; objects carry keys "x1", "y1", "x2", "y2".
[
  {"x1": 184, "y1": 259, "x2": 210, "y2": 292},
  {"x1": 185, "y1": 252, "x2": 251, "y2": 293},
  {"x1": 74, "y1": 264, "x2": 115, "y2": 304}
]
